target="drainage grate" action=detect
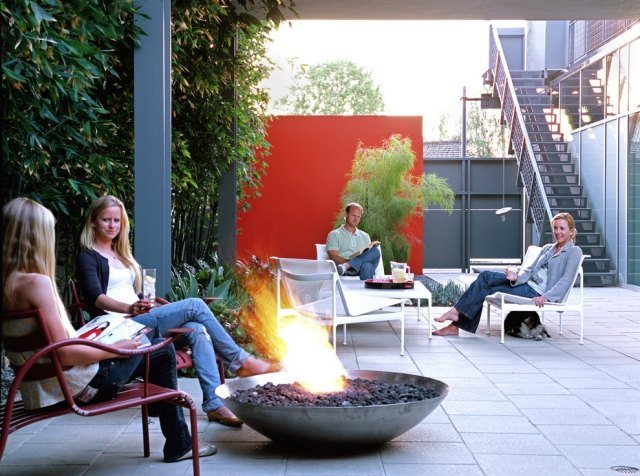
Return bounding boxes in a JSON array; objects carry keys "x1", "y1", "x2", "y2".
[{"x1": 611, "y1": 467, "x2": 640, "y2": 474}]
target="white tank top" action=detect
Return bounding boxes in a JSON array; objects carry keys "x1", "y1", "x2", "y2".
[{"x1": 106, "y1": 266, "x2": 139, "y2": 307}]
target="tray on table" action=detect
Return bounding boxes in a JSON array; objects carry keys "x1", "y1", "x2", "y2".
[{"x1": 364, "y1": 278, "x2": 414, "y2": 290}]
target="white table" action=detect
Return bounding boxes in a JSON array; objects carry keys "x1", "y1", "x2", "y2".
[{"x1": 341, "y1": 279, "x2": 434, "y2": 339}]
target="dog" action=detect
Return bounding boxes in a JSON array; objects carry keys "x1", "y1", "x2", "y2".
[{"x1": 504, "y1": 311, "x2": 550, "y2": 341}]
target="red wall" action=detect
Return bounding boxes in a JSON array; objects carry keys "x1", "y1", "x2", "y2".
[{"x1": 237, "y1": 115, "x2": 423, "y2": 273}]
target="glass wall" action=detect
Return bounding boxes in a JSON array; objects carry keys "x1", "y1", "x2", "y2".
[{"x1": 629, "y1": 113, "x2": 640, "y2": 285}]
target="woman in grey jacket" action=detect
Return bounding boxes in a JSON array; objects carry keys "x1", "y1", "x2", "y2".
[{"x1": 433, "y1": 212, "x2": 582, "y2": 336}]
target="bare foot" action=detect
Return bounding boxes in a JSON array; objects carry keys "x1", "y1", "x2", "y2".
[
  {"x1": 432, "y1": 323, "x2": 460, "y2": 336},
  {"x1": 236, "y1": 356, "x2": 279, "y2": 377},
  {"x1": 434, "y1": 308, "x2": 460, "y2": 323}
]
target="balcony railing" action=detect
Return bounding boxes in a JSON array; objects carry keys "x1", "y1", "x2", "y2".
[{"x1": 489, "y1": 26, "x2": 553, "y2": 239}]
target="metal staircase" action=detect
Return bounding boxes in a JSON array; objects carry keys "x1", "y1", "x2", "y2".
[{"x1": 487, "y1": 28, "x2": 616, "y2": 286}]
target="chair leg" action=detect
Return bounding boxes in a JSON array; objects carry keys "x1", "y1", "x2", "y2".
[
  {"x1": 142, "y1": 404, "x2": 150, "y2": 457},
  {"x1": 486, "y1": 303, "x2": 491, "y2": 335},
  {"x1": 187, "y1": 403, "x2": 200, "y2": 476},
  {"x1": 500, "y1": 309, "x2": 505, "y2": 344},
  {"x1": 579, "y1": 311, "x2": 584, "y2": 345},
  {"x1": 400, "y1": 315, "x2": 405, "y2": 356},
  {"x1": 342, "y1": 323, "x2": 347, "y2": 345},
  {"x1": 558, "y1": 311, "x2": 564, "y2": 335}
]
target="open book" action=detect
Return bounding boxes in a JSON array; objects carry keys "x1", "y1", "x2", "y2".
[
  {"x1": 75, "y1": 314, "x2": 151, "y2": 347},
  {"x1": 349, "y1": 240, "x2": 381, "y2": 260}
]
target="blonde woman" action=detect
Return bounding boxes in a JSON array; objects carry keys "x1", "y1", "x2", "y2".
[
  {"x1": 2, "y1": 197, "x2": 215, "y2": 462},
  {"x1": 433, "y1": 212, "x2": 583, "y2": 336},
  {"x1": 76, "y1": 195, "x2": 274, "y2": 427}
]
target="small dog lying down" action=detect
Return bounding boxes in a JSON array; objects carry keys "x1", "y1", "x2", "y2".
[{"x1": 504, "y1": 311, "x2": 550, "y2": 341}]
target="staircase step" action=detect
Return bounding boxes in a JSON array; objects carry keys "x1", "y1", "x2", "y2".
[
  {"x1": 527, "y1": 131, "x2": 564, "y2": 141},
  {"x1": 584, "y1": 271, "x2": 617, "y2": 286},
  {"x1": 531, "y1": 142, "x2": 568, "y2": 153},
  {"x1": 540, "y1": 173, "x2": 578, "y2": 184},
  {"x1": 537, "y1": 163, "x2": 576, "y2": 174},
  {"x1": 510, "y1": 71, "x2": 546, "y2": 79},
  {"x1": 550, "y1": 207, "x2": 592, "y2": 220},
  {"x1": 543, "y1": 232, "x2": 600, "y2": 246},
  {"x1": 544, "y1": 184, "x2": 583, "y2": 195},
  {"x1": 582, "y1": 258, "x2": 611, "y2": 273},
  {"x1": 534, "y1": 152, "x2": 572, "y2": 162},
  {"x1": 547, "y1": 195, "x2": 588, "y2": 207}
]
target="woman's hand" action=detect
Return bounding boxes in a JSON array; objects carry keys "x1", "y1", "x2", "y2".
[
  {"x1": 129, "y1": 299, "x2": 153, "y2": 316},
  {"x1": 531, "y1": 296, "x2": 548, "y2": 307},
  {"x1": 111, "y1": 338, "x2": 145, "y2": 357},
  {"x1": 504, "y1": 267, "x2": 518, "y2": 282}
]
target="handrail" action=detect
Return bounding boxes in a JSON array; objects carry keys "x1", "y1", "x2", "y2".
[{"x1": 489, "y1": 25, "x2": 553, "y2": 240}]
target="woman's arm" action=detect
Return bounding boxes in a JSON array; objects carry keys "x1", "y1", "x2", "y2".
[
  {"x1": 542, "y1": 246, "x2": 583, "y2": 302},
  {"x1": 18, "y1": 274, "x2": 126, "y2": 366}
]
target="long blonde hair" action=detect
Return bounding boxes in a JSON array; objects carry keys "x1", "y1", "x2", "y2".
[
  {"x1": 2, "y1": 197, "x2": 74, "y2": 336},
  {"x1": 79, "y1": 195, "x2": 142, "y2": 292}
]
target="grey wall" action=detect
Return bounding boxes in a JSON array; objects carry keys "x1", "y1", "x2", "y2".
[{"x1": 423, "y1": 157, "x2": 523, "y2": 270}]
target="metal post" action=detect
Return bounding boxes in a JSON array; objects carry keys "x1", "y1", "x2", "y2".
[{"x1": 134, "y1": 0, "x2": 172, "y2": 297}]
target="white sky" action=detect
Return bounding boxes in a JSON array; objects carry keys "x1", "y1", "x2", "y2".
[{"x1": 264, "y1": 20, "x2": 523, "y2": 140}]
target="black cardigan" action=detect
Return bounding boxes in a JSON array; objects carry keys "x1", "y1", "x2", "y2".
[{"x1": 75, "y1": 249, "x2": 110, "y2": 308}]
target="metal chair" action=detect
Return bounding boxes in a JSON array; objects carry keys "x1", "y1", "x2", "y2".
[
  {"x1": 275, "y1": 257, "x2": 408, "y2": 355},
  {"x1": 0, "y1": 308, "x2": 202, "y2": 474},
  {"x1": 485, "y1": 251, "x2": 587, "y2": 344}
]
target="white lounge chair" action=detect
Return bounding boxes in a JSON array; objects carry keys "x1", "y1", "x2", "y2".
[
  {"x1": 485, "y1": 249, "x2": 587, "y2": 344},
  {"x1": 275, "y1": 257, "x2": 407, "y2": 355}
]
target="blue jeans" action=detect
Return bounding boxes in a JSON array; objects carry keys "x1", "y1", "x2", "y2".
[
  {"x1": 348, "y1": 246, "x2": 381, "y2": 280},
  {"x1": 85, "y1": 334, "x2": 191, "y2": 461},
  {"x1": 454, "y1": 271, "x2": 540, "y2": 333},
  {"x1": 144, "y1": 298, "x2": 249, "y2": 412}
]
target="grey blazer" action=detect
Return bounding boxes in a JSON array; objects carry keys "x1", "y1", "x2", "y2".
[{"x1": 513, "y1": 240, "x2": 583, "y2": 302}]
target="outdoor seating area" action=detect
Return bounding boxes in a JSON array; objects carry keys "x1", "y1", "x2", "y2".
[{"x1": 2, "y1": 275, "x2": 639, "y2": 475}]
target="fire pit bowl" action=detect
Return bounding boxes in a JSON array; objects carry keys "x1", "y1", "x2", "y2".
[{"x1": 215, "y1": 370, "x2": 449, "y2": 448}]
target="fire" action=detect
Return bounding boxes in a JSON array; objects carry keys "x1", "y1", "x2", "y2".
[
  {"x1": 279, "y1": 318, "x2": 347, "y2": 393},
  {"x1": 236, "y1": 257, "x2": 346, "y2": 394}
]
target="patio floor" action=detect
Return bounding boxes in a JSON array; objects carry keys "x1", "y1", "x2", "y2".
[{"x1": 2, "y1": 275, "x2": 640, "y2": 475}]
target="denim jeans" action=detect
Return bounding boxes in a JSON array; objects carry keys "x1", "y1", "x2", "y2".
[
  {"x1": 348, "y1": 246, "x2": 381, "y2": 280},
  {"x1": 454, "y1": 271, "x2": 540, "y2": 333},
  {"x1": 85, "y1": 337, "x2": 191, "y2": 461},
  {"x1": 143, "y1": 298, "x2": 249, "y2": 412}
]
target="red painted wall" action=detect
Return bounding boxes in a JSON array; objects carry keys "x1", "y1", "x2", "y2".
[{"x1": 237, "y1": 115, "x2": 423, "y2": 273}]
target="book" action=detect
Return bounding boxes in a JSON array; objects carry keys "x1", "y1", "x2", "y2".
[
  {"x1": 75, "y1": 314, "x2": 151, "y2": 347},
  {"x1": 348, "y1": 240, "x2": 381, "y2": 260}
]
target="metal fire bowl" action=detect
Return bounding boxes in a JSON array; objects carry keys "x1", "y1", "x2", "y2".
[{"x1": 215, "y1": 370, "x2": 449, "y2": 448}]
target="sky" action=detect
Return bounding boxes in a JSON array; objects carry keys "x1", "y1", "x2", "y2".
[{"x1": 264, "y1": 20, "x2": 522, "y2": 140}]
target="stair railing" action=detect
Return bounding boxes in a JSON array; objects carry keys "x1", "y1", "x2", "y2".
[{"x1": 489, "y1": 26, "x2": 553, "y2": 239}]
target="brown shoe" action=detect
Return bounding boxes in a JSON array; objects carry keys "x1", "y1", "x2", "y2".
[{"x1": 207, "y1": 407, "x2": 243, "y2": 427}]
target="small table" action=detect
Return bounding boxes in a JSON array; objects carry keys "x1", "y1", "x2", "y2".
[{"x1": 341, "y1": 278, "x2": 434, "y2": 339}]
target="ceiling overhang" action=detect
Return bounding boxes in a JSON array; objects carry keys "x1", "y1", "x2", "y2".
[{"x1": 276, "y1": 0, "x2": 640, "y2": 21}]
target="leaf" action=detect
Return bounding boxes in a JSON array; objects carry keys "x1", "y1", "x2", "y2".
[{"x1": 29, "y1": 2, "x2": 56, "y2": 25}]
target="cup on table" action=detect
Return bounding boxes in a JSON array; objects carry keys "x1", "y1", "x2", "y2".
[{"x1": 142, "y1": 268, "x2": 156, "y2": 304}]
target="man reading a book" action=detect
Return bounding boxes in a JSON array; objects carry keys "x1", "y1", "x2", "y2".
[{"x1": 326, "y1": 202, "x2": 381, "y2": 280}]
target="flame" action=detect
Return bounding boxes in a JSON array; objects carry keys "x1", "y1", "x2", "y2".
[
  {"x1": 237, "y1": 260, "x2": 346, "y2": 394},
  {"x1": 279, "y1": 318, "x2": 347, "y2": 393}
]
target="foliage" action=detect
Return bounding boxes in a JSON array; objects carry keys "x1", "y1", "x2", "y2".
[
  {"x1": 2, "y1": 0, "x2": 296, "y2": 278},
  {"x1": 435, "y1": 104, "x2": 508, "y2": 157},
  {"x1": 417, "y1": 277, "x2": 464, "y2": 307},
  {"x1": 166, "y1": 256, "x2": 233, "y2": 303},
  {"x1": 335, "y1": 135, "x2": 454, "y2": 268},
  {"x1": 1, "y1": 0, "x2": 141, "y2": 278},
  {"x1": 275, "y1": 59, "x2": 384, "y2": 115},
  {"x1": 170, "y1": 0, "x2": 295, "y2": 264}
]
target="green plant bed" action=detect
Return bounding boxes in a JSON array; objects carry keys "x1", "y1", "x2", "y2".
[{"x1": 413, "y1": 275, "x2": 464, "y2": 307}]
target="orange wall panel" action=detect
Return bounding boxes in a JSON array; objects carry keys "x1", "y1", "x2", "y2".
[{"x1": 237, "y1": 115, "x2": 423, "y2": 273}]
